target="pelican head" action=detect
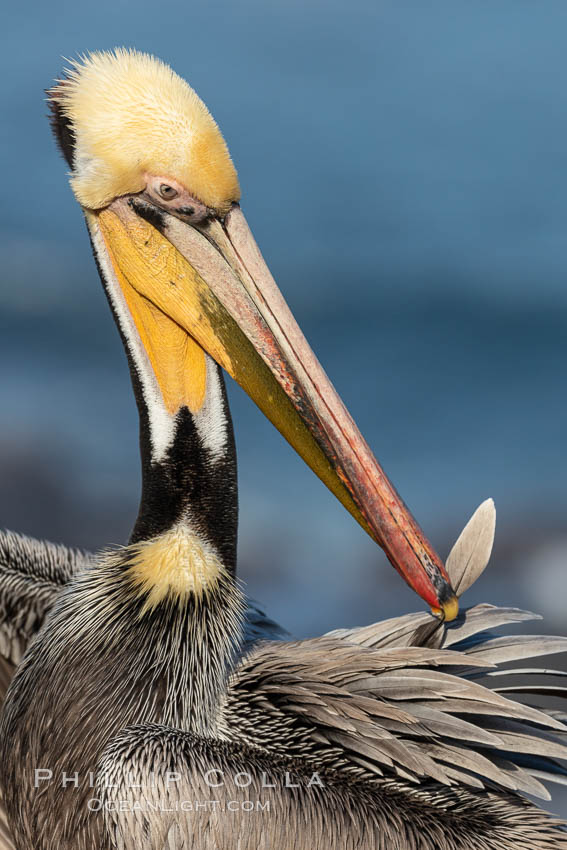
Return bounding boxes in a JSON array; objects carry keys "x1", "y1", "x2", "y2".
[
  {"x1": 50, "y1": 50, "x2": 239, "y2": 213},
  {"x1": 49, "y1": 48, "x2": 458, "y2": 619}
]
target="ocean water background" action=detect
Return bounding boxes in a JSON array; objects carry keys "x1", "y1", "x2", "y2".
[{"x1": 1, "y1": 0, "x2": 567, "y2": 813}]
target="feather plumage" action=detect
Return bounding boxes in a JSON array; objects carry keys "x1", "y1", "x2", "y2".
[{"x1": 0, "y1": 505, "x2": 566, "y2": 847}]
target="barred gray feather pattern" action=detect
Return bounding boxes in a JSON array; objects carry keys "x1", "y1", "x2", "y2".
[
  {"x1": 0, "y1": 530, "x2": 91, "y2": 665},
  {"x1": 98, "y1": 723, "x2": 567, "y2": 850},
  {"x1": 224, "y1": 612, "x2": 567, "y2": 804},
  {"x1": 3, "y1": 502, "x2": 567, "y2": 847}
]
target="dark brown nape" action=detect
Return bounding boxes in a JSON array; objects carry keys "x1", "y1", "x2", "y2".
[{"x1": 47, "y1": 84, "x2": 76, "y2": 168}]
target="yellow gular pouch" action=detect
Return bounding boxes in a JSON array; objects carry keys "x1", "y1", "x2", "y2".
[
  {"x1": 126, "y1": 527, "x2": 225, "y2": 612},
  {"x1": 93, "y1": 206, "x2": 218, "y2": 417}
]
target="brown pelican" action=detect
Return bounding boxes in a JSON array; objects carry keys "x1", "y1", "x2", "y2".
[{"x1": 0, "y1": 49, "x2": 566, "y2": 849}]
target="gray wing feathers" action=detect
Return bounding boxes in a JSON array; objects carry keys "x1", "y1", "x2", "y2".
[
  {"x1": 0, "y1": 529, "x2": 89, "y2": 585},
  {"x1": 2, "y1": 499, "x2": 567, "y2": 848},
  {"x1": 0, "y1": 655, "x2": 14, "y2": 850},
  {"x1": 0, "y1": 532, "x2": 69, "y2": 849},
  {"x1": 228, "y1": 626, "x2": 567, "y2": 800},
  {"x1": 227, "y1": 501, "x2": 567, "y2": 801},
  {"x1": 0, "y1": 529, "x2": 91, "y2": 664},
  {"x1": 242, "y1": 599, "x2": 289, "y2": 648},
  {"x1": 98, "y1": 724, "x2": 567, "y2": 850},
  {"x1": 97, "y1": 725, "x2": 382, "y2": 850}
]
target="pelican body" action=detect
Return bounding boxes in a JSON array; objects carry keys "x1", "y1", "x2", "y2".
[{"x1": 0, "y1": 50, "x2": 566, "y2": 849}]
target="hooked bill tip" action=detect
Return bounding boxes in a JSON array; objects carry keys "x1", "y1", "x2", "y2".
[{"x1": 431, "y1": 593, "x2": 459, "y2": 623}]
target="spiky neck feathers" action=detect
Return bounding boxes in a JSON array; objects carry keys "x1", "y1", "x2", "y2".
[{"x1": 20, "y1": 546, "x2": 245, "y2": 742}]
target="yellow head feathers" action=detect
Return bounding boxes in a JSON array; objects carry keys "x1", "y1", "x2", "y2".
[{"x1": 49, "y1": 49, "x2": 240, "y2": 214}]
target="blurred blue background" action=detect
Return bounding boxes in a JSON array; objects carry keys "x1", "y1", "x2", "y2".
[{"x1": 1, "y1": 0, "x2": 566, "y2": 654}]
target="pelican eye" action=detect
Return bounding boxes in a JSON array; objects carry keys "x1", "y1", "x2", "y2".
[{"x1": 159, "y1": 184, "x2": 178, "y2": 200}]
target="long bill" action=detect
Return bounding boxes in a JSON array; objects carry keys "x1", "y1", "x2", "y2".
[{"x1": 87, "y1": 196, "x2": 458, "y2": 620}]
